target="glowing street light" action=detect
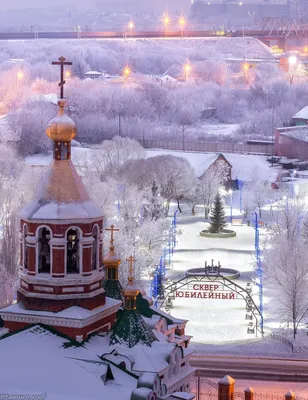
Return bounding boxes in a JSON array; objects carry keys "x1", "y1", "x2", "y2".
[
  {"x1": 288, "y1": 56, "x2": 297, "y2": 84},
  {"x1": 65, "y1": 70, "x2": 71, "y2": 78},
  {"x1": 123, "y1": 66, "x2": 131, "y2": 81},
  {"x1": 179, "y1": 16, "x2": 186, "y2": 38},
  {"x1": 243, "y1": 62, "x2": 249, "y2": 84},
  {"x1": 289, "y1": 55, "x2": 297, "y2": 66},
  {"x1": 163, "y1": 13, "x2": 170, "y2": 33},
  {"x1": 184, "y1": 63, "x2": 191, "y2": 82},
  {"x1": 128, "y1": 20, "x2": 134, "y2": 36},
  {"x1": 17, "y1": 71, "x2": 24, "y2": 80}
]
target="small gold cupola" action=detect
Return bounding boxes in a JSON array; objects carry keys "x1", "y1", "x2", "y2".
[
  {"x1": 123, "y1": 255, "x2": 139, "y2": 310},
  {"x1": 46, "y1": 100, "x2": 77, "y2": 160}
]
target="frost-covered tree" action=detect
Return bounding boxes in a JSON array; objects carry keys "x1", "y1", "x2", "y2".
[
  {"x1": 264, "y1": 199, "x2": 308, "y2": 339},
  {"x1": 209, "y1": 193, "x2": 227, "y2": 233},
  {"x1": 88, "y1": 136, "x2": 145, "y2": 180},
  {"x1": 242, "y1": 180, "x2": 274, "y2": 218},
  {"x1": 198, "y1": 160, "x2": 230, "y2": 218},
  {"x1": 264, "y1": 235, "x2": 308, "y2": 339}
]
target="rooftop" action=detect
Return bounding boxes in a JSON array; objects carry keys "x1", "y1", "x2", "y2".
[{"x1": 20, "y1": 160, "x2": 102, "y2": 221}]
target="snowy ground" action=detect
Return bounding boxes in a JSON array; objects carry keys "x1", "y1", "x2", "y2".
[{"x1": 164, "y1": 203, "x2": 264, "y2": 345}]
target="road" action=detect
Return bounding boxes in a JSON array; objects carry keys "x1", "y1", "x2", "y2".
[
  {"x1": 0, "y1": 30, "x2": 289, "y2": 41},
  {"x1": 190, "y1": 355, "x2": 308, "y2": 382}
]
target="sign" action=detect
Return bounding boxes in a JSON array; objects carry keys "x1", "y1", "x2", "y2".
[{"x1": 174, "y1": 283, "x2": 237, "y2": 300}]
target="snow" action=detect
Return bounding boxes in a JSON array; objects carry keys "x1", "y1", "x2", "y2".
[
  {"x1": 277, "y1": 125, "x2": 308, "y2": 143},
  {"x1": 21, "y1": 199, "x2": 102, "y2": 220},
  {"x1": 0, "y1": 297, "x2": 121, "y2": 320},
  {"x1": 218, "y1": 375, "x2": 235, "y2": 385},
  {"x1": 170, "y1": 392, "x2": 195, "y2": 400},
  {"x1": 0, "y1": 325, "x2": 136, "y2": 400},
  {"x1": 147, "y1": 149, "x2": 279, "y2": 182},
  {"x1": 25, "y1": 146, "x2": 279, "y2": 183},
  {"x1": 30, "y1": 93, "x2": 58, "y2": 105},
  {"x1": 292, "y1": 106, "x2": 308, "y2": 120}
]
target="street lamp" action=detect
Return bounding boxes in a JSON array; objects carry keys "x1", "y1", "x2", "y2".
[
  {"x1": 184, "y1": 63, "x2": 191, "y2": 82},
  {"x1": 123, "y1": 66, "x2": 131, "y2": 82},
  {"x1": 128, "y1": 20, "x2": 134, "y2": 36},
  {"x1": 243, "y1": 62, "x2": 249, "y2": 85},
  {"x1": 291, "y1": 170, "x2": 297, "y2": 198},
  {"x1": 163, "y1": 13, "x2": 170, "y2": 33},
  {"x1": 179, "y1": 16, "x2": 186, "y2": 38},
  {"x1": 228, "y1": 189, "x2": 233, "y2": 224},
  {"x1": 17, "y1": 71, "x2": 24, "y2": 80},
  {"x1": 288, "y1": 56, "x2": 297, "y2": 84}
]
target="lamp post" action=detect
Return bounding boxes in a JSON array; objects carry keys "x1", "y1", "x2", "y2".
[
  {"x1": 184, "y1": 63, "x2": 191, "y2": 82},
  {"x1": 128, "y1": 20, "x2": 134, "y2": 37},
  {"x1": 291, "y1": 170, "x2": 297, "y2": 198},
  {"x1": 163, "y1": 13, "x2": 170, "y2": 34},
  {"x1": 228, "y1": 189, "x2": 233, "y2": 224},
  {"x1": 179, "y1": 17, "x2": 186, "y2": 38},
  {"x1": 123, "y1": 66, "x2": 131, "y2": 82},
  {"x1": 288, "y1": 55, "x2": 297, "y2": 85}
]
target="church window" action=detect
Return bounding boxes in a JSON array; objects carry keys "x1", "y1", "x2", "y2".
[
  {"x1": 107, "y1": 268, "x2": 116, "y2": 280},
  {"x1": 67, "y1": 228, "x2": 80, "y2": 274},
  {"x1": 92, "y1": 226, "x2": 99, "y2": 270},
  {"x1": 38, "y1": 227, "x2": 51, "y2": 274},
  {"x1": 23, "y1": 225, "x2": 28, "y2": 269},
  {"x1": 125, "y1": 297, "x2": 134, "y2": 309}
]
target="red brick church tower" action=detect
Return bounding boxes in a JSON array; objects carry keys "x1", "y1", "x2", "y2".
[{"x1": 0, "y1": 100, "x2": 121, "y2": 341}]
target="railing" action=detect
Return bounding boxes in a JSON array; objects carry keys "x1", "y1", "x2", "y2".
[
  {"x1": 139, "y1": 139, "x2": 272, "y2": 155},
  {"x1": 267, "y1": 332, "x2": 294, "y2": 352}
]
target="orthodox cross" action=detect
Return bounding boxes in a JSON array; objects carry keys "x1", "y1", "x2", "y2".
[
  {"x1": 52, "y1": 56, "x2": 72, "y2": 99},
  {"x1": 106, "y1": 225, "x2": 119, "y2": 246},
  {"x1": 126, "y1": 255, "x2": 136, "y2": 278}
]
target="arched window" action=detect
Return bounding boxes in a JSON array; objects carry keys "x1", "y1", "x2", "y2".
[
  {"x1": 107, "y1": 268, "x2": 116, "y2": 280},
  {"x1": 67, "y1": 228, "x2": 80, "y2": 274},
  {"x1": 23, "y1": 225, "x2": 28, "y2": 270},
  {"x1": 38, "y1": 227, "x2": 51, "y2": 274},
  {"x1": 92, "y1": 226, "x2": 99, "y2": 270}
]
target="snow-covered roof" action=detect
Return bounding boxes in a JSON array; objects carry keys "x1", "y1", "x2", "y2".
[
  {"x1": 85, "y1": 71, "x2": 103, "y2": 75},
  {"x1": 277, "y1": 126, "x2": 308, "y2": 143},
  {"x1": 30, "y1": 93, "x2": 58, "y2": 105},
  {"x1": 0, "y1": 297, "x2": 121, "y2": 321},
  {"x1": 147, "y1": 149, "x2": 279, "y2": 182},
  {"x1": 20, "y1": 159, "x2": 102, "y2": 221},
  {"x1": 0, "y1": 325, "x2": 137, "y2": 400},
  {"x1": 86, "y1": 334, "x2": 175, "y2": 373},
  {"x1": 170, "y1": 392, "x2": 195, "y2": 400},
  {"x1": 292, "y1": 106, "x2": 308, "y2": 120}
]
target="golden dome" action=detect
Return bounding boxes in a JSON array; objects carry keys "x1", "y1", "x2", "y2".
[{"x1": 46, "y1": 100, "x2": 77, "y2": 142}]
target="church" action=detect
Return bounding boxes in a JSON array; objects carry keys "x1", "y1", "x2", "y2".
[{"x1": 0, "y1": 72, "x2": 195, "y2": 400}]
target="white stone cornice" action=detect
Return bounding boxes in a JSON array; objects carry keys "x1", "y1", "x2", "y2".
[
  {"x1": 20, "y1": 270, "x2": 104, "y2": 285},
  {"x1": 18, "y1": 286, "x2": 105, "y2": 300},
  {"x1": 81, "y1": 237, "x2": 94, "y2": 245},
  {"x1": 0, "y1": 304, "x2": 120, "y2": 329},
  {"x1": 26, "y1": 236, "x2": 36, "y2": 245},
  {"x1": 50, "y1": 237, "x2": 66, "y2": 245}
]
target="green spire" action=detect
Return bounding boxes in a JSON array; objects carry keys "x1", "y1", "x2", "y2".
[{"x1": 109, "y1": 309, "x2": 157, "y2": 348}]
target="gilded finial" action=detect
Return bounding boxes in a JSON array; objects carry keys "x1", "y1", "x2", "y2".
[
  {"x1": 126, "y1": 255, "x2": 136, "y2": 286},
  {"x1": 46, "y1": 100, "x2": 77, "y2": 142}
]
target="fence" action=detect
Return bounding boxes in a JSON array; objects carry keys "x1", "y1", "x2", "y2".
[
  {"x1": 140, "y1": 140, "x2": 272, "y2": 155},
  {"x1": 190, "y1": 373, "x2": 308, "y2": 400},
  {"x1": 267, "y1": 333, "x2": 294, "y2": 352}
]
